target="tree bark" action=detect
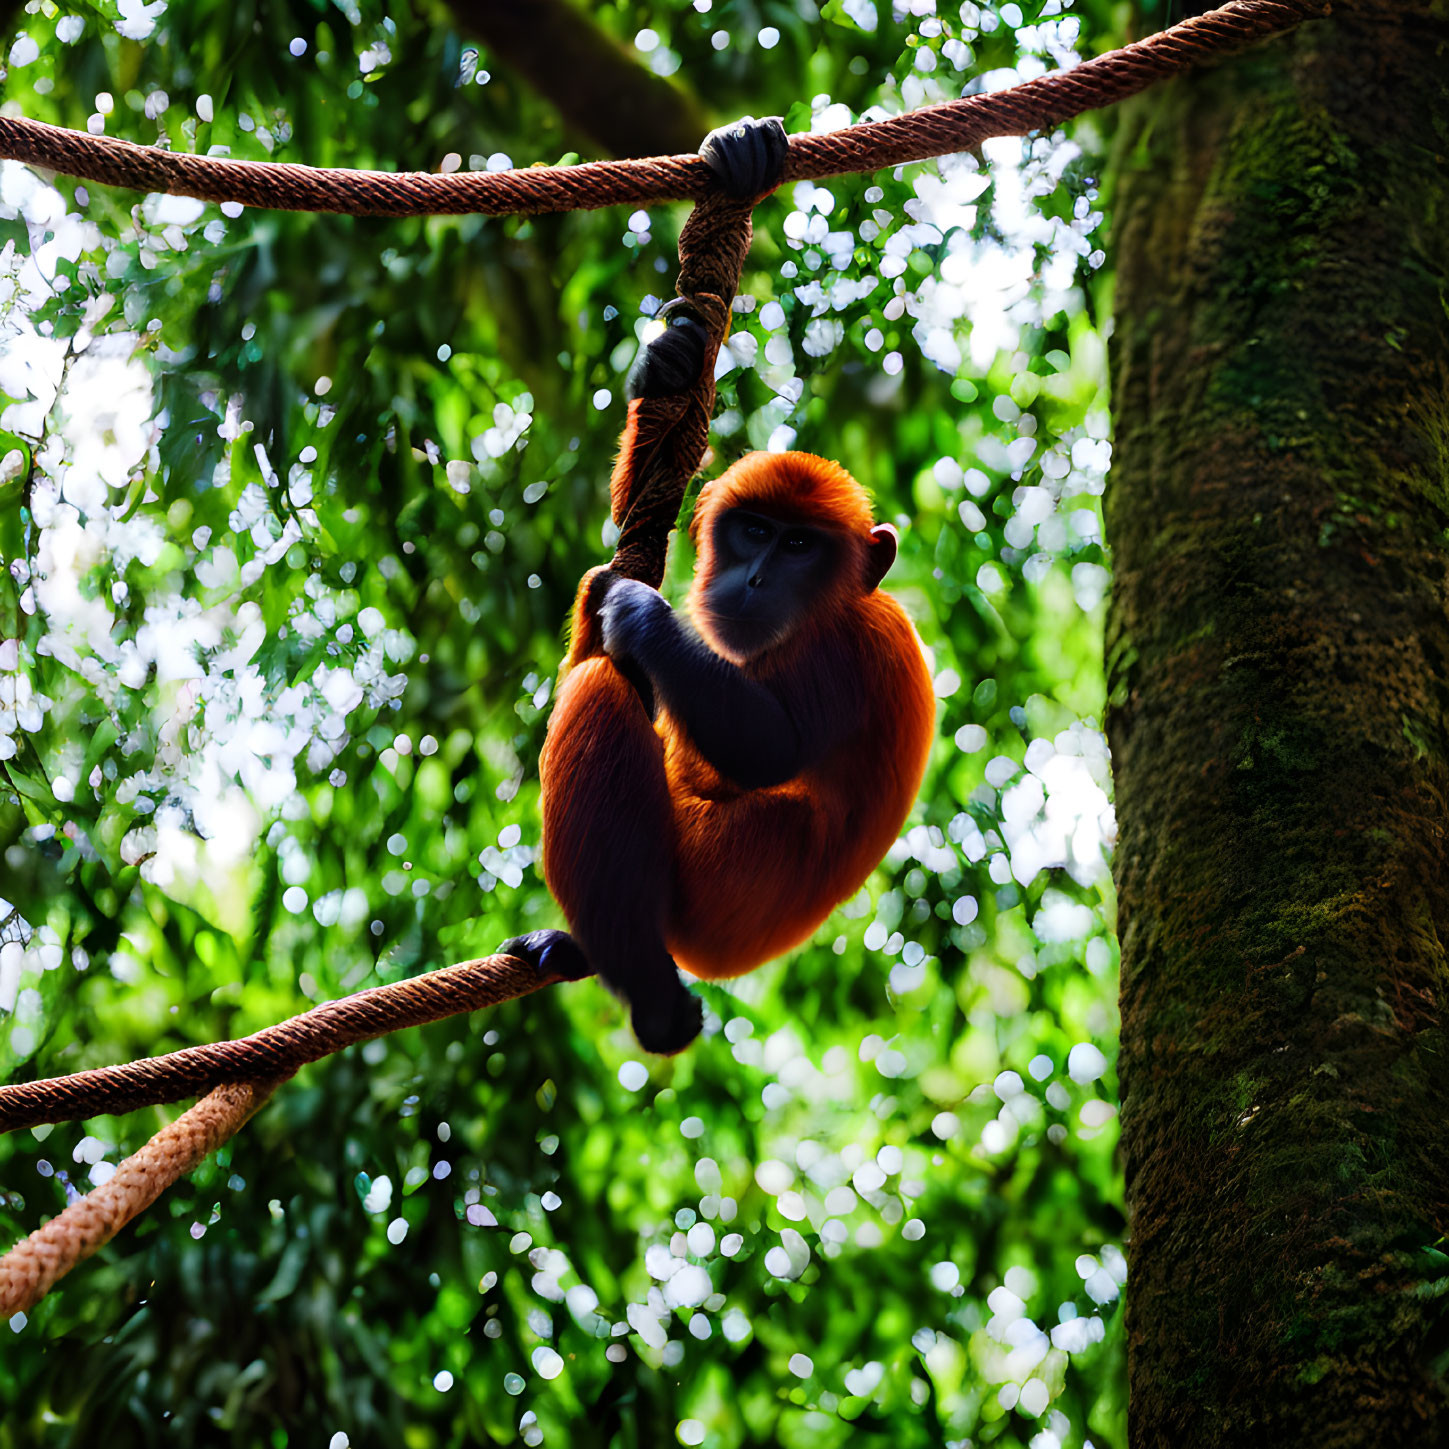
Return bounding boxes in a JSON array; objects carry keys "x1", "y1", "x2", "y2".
[
  {"x1": 446, "y1": 0, "x2": 710, "y2": 159},
  {"x1": 1107, "y1": 2, "x2": 1449, "y2": 1443}
]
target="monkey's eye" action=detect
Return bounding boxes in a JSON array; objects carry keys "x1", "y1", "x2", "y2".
[
  {"x1": 742, "y1": 522, "x2": 772, "y2": 543},
  {"x1": 781, "y1": 530, "x2": 815, "y2": 553}
]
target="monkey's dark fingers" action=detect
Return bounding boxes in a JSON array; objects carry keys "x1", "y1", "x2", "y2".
[
  {"x1": 630, "y1": 982, "x2": 704, "y2": 1056},
  {"x1": 699, "y1": 116, "x2": 789, "y2": 199},
  {"x1": 498, "y1": 929, "x2": 595, "y2": 982},
  {"x1": 597, "y1": 576, "x2": 666, "y2": 645},
  {"x1": 626, "y1": 313, "x2": 709, "y2": 401}
]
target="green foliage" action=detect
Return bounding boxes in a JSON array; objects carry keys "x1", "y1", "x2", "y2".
[{"x1": 0, "y1": 2, "x2": 1125, "y2": 1446}]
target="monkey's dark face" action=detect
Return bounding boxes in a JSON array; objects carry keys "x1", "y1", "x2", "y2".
[{"x1": 701, "y1": 507, "x2": 839, "y2": 660}]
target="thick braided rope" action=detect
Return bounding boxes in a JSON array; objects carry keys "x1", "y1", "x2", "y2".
[
  {"x1": 0, "y1": 1, "x2": 1327, "y2": 219},
  {"x1": 783, "y1": 0, "x2": 1328, "y2": 181},
  {"x1": 0, "y1": 954, "x2": 552, "y2": 1133},
  {"x1": 609, "y1": 192, "x2": 755, "y2": 585},
  {"x1": 0, "y1": 956, "x2": 550, "y2": 1313},
  {"x1": 0, "y1": 1080, "x2": 278, "y2": 1319}
]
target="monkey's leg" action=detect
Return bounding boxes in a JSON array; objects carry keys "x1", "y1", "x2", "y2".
[{"x1": 538, "y1": 658, "x2": 703, "y2": 1054}]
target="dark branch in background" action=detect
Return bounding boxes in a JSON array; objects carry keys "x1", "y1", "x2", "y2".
[{"x1": 445, "y1": 0, "x2": 710, "y2": 159}]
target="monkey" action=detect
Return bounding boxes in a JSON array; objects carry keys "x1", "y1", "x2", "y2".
[
  {"x1": 503, "y1": 441, "x2": 937, "y2": 1054},
  {"x1": 500, "y1": 119, "x2": 936, "y2": 1054}
]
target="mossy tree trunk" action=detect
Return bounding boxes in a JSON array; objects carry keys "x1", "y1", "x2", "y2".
[{"x1": 1107, "y1": 3, "x2": 1449, "y2": 1442}]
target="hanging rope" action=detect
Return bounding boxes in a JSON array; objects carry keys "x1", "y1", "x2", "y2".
[
  {"x1": 0, "y1": 0, "x2": 1331, "y2": 1315},
  {"x1": 0, "y1": 1080, "x2": 278, "y2": 1319},
  {"x1": 0, "y1": 0, "x2": 1326, "y2": 219},
  {"x1": 607, "y1": 190, "x2": 757, "y2": 585}
]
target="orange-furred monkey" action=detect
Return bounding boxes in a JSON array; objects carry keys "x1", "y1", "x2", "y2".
[
  {"x1": 503, "y1": 435, "x2": 935, "y2": 1052},
  {"x1": 502, "y1": 121, "x2": 935, "y2": 1052}
]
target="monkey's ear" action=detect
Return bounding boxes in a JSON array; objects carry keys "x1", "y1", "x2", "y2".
[{"x1": 865, "y1": 523, "x2": 898, "y2": 590}]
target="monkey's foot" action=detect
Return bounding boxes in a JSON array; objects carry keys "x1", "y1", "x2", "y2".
[
  {"x1": 631, "y1": 983, "x2": 704, "y2": 1057},
  {"x1": 498, "y1": 929, "x2": 594, "y2": 982}
]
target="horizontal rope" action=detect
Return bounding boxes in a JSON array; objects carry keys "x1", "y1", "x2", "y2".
[
  {"x1": 0, "y1": 1, "x2": 1328, "y2": 218},
  {"x1": 0, "y1": 953, "x2": 553, "y2": 1133}
]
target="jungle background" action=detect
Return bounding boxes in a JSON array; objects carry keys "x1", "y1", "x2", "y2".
[{"x1": 0, "y1": 2, "x2": 1136, "y2": 1445}]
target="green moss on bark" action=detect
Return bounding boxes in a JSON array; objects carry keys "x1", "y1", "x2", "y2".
[{"x1": 1108, "y1": 3, "x2": 1449, "y2": 1442}]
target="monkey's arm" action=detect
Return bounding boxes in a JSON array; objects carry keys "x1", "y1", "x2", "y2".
[{"x1": 598, "y1": 579, "x2": 804, "y2": 789}]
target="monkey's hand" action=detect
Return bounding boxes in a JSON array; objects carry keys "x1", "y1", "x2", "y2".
[
  {"x1": 626, "y1": 311, "x2": 709, "y2": 401},
  {"x1": 597, "y1": 577, "x2": 671, "y2": 666},
  {"x1": 699, "y1": 116, "x2": 789, "y2": 199}
]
